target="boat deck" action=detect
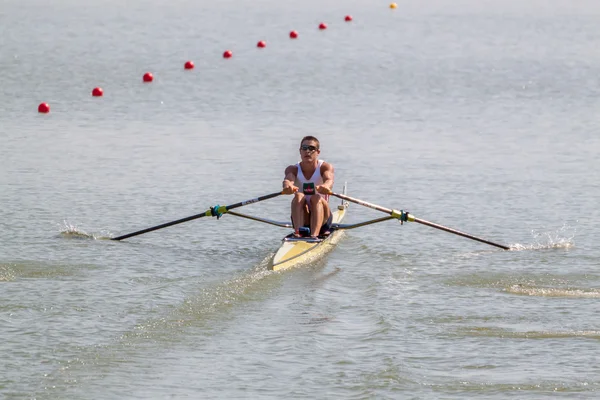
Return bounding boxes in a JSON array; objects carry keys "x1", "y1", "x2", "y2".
[{"x1": 270, "y1": 202, "x2": 348, "y2": 271}]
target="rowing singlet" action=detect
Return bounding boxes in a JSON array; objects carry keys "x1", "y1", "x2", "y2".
[{"x1": 293, "y1": 160, "x2": 330, "y2": 202}]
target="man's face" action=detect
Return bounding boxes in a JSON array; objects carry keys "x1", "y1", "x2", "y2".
[{"x1": 299, "y1": 140, "x2": 320, "y2": 161}]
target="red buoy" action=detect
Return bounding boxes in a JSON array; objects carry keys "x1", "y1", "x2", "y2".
[
  {"x1": 223, "y1": 50, "x2": 233, "y2": 59},
  {"x1": 143, "y1": 72, "x2": 154, "y2": 83},
  {"x1": 345, "y1": 15, "x2": 353, "y2": 22},
  {"x1": 92, "y1": 87, "x2": 103, "y2": 97},
  {"x1": 38, "y1": 103, "x2": 50, "y2": 113},
  {"x1": 184, "y1": 61, "x2": 194, "y2": 70},
  {"x1": 289, "y1": 30, "x2": 298, "y2": 39},
  {"x1": 319, "y1": 23, "x2": 327, "y2": 30},
  {"x1": 257, "y1": 40, "x2": 266, "y2": 48}
]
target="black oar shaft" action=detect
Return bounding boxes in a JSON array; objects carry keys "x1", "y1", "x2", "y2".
[
  {"x1": 330, "y1": 192, "x2": 509, "y2": 250},
  {"x1": 413, "y1": 217, "x2": 510, "y2": 250},
  {"x1": 112, "y1": 191, "x2": 283, "y2": 241},
  {"x1": 111, "y1": 212, "x2": 209, "y2": 241}
]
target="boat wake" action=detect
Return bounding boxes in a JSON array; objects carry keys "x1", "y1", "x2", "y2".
[
  {"x1": 509, "y1": 223, "x2": 576, "y2": 251},
  {"x1": 58, "y1": 221, "x2": 111, "y2": 240},
  {"x1": 33, "y1": 255, "x2": 279, "y2": 397}
]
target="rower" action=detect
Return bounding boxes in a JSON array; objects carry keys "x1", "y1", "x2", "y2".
[{"x1": 282, "y1": 136, "x2": 334, "y2": 239}]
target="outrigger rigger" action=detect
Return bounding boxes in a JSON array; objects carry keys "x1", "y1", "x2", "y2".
[{"x1": 111, "y1": 185, "x2": 510, "y2": 271}]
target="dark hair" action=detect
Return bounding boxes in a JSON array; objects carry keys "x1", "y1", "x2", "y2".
[{"x1": 300, "y1": 136, "x2": 320, "y2": 149}]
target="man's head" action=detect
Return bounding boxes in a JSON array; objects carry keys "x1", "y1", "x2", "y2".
[{"x1": 299, "y1": 136, "x2": 321, "y2": 161}]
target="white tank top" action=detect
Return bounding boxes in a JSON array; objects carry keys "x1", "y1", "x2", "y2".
[{"x1": 293, "y1": 160, "x2": 330, "y2": 202}]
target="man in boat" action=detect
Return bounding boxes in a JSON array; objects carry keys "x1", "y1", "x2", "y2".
[{"x1": 282, "y1": 136, "x2": 334, "y2": 239}]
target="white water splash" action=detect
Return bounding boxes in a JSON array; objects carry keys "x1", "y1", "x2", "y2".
[
  {"x1": 58, "y1": 221, "x2": 110, "y2": 240},
  {"x1": 510, "y1": 223, "x2": 576, "y2": 251}
]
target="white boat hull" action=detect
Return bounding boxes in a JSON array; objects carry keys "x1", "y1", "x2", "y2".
[{"x1": 270, "y1": 203, "x2": 348, "y2": 271}]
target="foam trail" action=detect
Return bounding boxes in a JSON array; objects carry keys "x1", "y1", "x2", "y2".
[
  {"x1": 459, "y1": 326, "x2": 600, "y2": 339},
  {"x1": 506, "y1": 285, "x2": 600, "y2": 298},
  {"x1": 0, "y1": 264, "x2": 16, "y2": 282}
]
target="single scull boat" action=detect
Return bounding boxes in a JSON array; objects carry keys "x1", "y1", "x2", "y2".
[
  {"x1": 110, "y1": 184, "x2": 510, "y2": 269},
  {"x1": 270, "y1": 192, "x2": 349, "y2": 271}
]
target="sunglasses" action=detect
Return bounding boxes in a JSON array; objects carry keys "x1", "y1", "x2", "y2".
[{"x1": 300, "y1": 145, "x2": 318, "y2": 152}]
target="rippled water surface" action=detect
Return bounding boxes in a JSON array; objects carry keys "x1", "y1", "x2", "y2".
[{"x1": 1, "y1": 0, "x2": 599, "y2": 398}]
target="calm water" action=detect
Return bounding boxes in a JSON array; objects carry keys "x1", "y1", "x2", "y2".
[{"x1": 1, "y1": 0, "x2": 599, "y2": 398}]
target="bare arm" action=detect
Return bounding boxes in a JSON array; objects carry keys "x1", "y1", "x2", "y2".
[
  {"x1": 282, "y1": 165, "x2": 299, "y2": 194},
  {"x1": 317, "y1": 162, "x2": 334, "y2": 194}
]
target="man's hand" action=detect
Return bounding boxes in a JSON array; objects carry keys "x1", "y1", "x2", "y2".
[
  {"x1": 282, "y1": 181, "x2": 298, "y2": 195},
  {"x1": 316, "y1": 185, "x2": 332, "y2": 195}
]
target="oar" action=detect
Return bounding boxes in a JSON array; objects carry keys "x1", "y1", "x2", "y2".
[
  {"x1": 329, "y1": 192, "x2": 510, "y2": 250},
  {"x1": 111, "y1": 191, "x2": 284, "y2": 241}
]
